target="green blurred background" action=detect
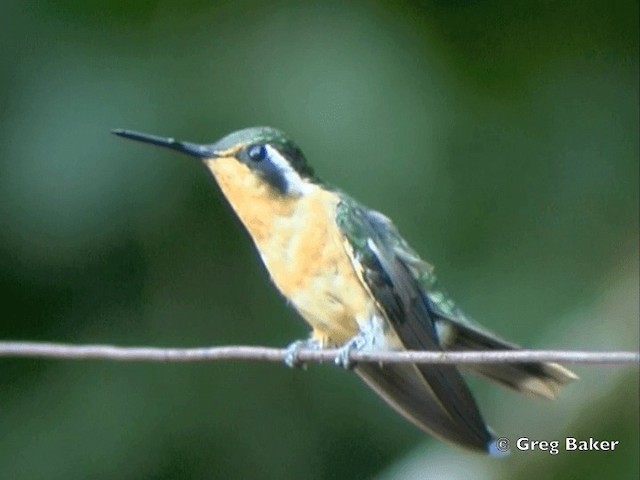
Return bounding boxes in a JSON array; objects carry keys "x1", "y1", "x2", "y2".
[{"x1": 1, "y1": 1, "x2": 638, "y2": 478}]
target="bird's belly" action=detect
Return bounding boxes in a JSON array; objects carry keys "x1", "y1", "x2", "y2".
[
  {"x1": 250, "y1": 190, "x2": 378, "y2": 346},
  {"x1": 288, "y1": 260, "x2": 378, "y2": 346}
]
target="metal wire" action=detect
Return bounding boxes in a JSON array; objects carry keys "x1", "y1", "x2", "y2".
[{"x1": 0, "y1": 342, "x2": 637, "y2": 366}]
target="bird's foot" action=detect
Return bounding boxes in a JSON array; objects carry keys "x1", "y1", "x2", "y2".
[
  {"x1": 284, "y1": 339, "x2": 322, "y2": 369},
  {"x1": 334, "y1": 334, "x2": 368, "y2": 370}
]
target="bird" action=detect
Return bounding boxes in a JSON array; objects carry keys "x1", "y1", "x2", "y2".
[{"x1": 112, "y1": 126, "x2": 577, "y2": 455}]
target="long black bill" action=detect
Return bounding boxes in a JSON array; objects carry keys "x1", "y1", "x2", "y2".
[{"x1": 112, "y1": 129, "x2": 216, "y2": 158}]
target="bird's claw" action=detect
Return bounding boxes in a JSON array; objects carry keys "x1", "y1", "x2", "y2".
[
  {"x1": 284, "y1": 339, "x2": 320, "y2": 369},
  {"x1": 334, "y1": 335, "x2": 367, "y2": 370}
]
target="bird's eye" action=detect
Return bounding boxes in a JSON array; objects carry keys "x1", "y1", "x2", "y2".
[{"x1": 247, "y1": 144, "x2": 267, "y2": 162}]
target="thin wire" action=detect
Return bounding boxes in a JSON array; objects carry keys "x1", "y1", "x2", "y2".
[{"x1": 0, "y1": 342, "x2": 637, "y2": 365}]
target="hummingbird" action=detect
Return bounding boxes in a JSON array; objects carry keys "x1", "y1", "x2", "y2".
[{"x1": 113, "y1": 126, "x2": 577, "y2": 455}]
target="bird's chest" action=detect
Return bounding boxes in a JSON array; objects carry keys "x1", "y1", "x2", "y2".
[
  {"x1": 249, "y1": 192, "x2": 377, "y2": 346},
  {"x1": 207, "y1": 158, "x2": 377, "y2": 346}
]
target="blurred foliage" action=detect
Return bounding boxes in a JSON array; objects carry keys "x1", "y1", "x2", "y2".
[{"x1": 0, "y1": 0, "x2": 638, "y2": 479}]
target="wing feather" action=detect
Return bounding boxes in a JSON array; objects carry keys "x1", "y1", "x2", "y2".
[{"x1": 337, "y1": 199, "x2": 494, "y2": 452}]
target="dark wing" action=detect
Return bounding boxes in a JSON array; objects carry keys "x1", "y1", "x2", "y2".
[
  {"x1": 362, "y1": 210, "x2": 577, "y2": 399},
  {"x1": 336, "y1": 198, "x2": 496, "y2": 453}
]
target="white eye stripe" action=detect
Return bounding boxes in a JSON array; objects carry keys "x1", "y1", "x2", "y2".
[
  {"x1": 264, "y1": 144, "x2": 313, "y2": 195},
  {"x1": 263, "y1": 144, "x2": 289, "y2": 169}
]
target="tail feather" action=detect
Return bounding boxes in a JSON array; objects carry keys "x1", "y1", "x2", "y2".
[
  {"x1": 435, "y1": 319, "x2": 578, "y2": 400},
  {"x1": 355, "y1": 362, "x2": 497, "y2": 453}
]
